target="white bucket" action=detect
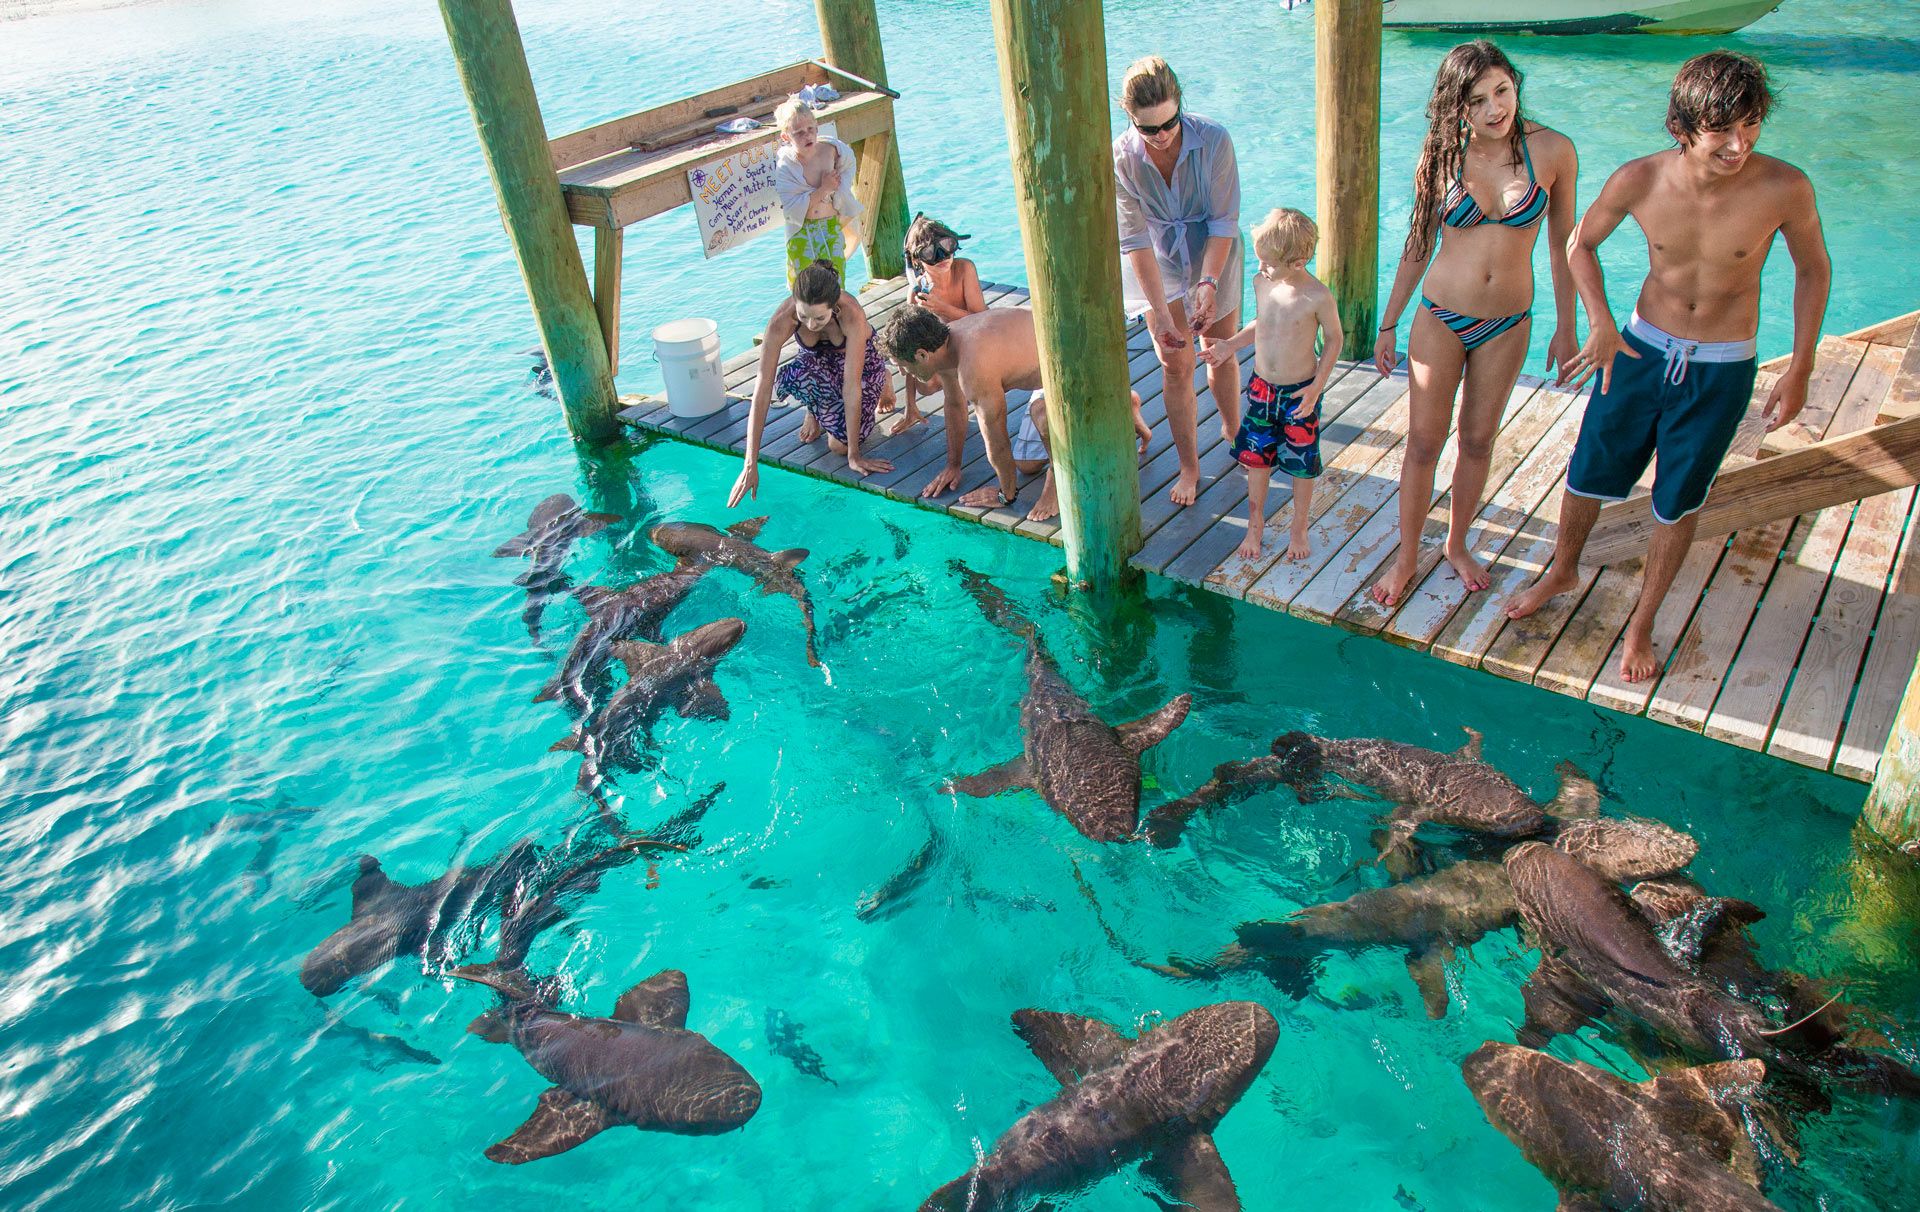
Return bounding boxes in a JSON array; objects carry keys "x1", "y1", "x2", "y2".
[{"x1": 652, "y1": 318, "x2": 725, "y2": 418}]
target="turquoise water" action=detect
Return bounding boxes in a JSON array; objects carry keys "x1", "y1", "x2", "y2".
[{"x1": 3, "y1": 1, "x2": 1920, "y2": 1208}]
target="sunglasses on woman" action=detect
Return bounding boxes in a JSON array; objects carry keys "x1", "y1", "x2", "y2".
[{"x1": 1133, "y1": 108, "x2": 1182, "y2": 137}]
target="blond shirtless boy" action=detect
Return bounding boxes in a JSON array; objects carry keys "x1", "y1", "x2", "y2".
[
  {"x1": 1200, "y1": 209, "x2": 1343, "y2": 560},
  {"x1": 1505, "y1": 53, "x2": 1830, "y2": 684}
]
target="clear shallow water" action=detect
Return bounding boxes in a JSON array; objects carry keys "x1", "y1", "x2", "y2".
[{"x1": 2, "y1": 1, "x2": 1919, "y2": 1209}]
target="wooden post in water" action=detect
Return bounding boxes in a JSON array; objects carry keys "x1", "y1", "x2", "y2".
[
  {"x1": 988, "y1": 0, "x2": 1140, "y2": 594},
  {"x1": 815, "y1": 0, "x2": 910, "y2": 280},
  {"x1": 1314, "y1": 0, "x2": 1381, "y2": 341},
  {"x1": 1866, "y1": 657, "x2": 1920, "y2": 854},
  {"x1": 439, "y1": 0, "x2": 619, "y2": 444}
]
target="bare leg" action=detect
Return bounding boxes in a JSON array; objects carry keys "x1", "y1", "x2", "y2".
[
  {"x1": 1448, "y1": 320, "x2": 1530, "y2": 591},
  {"x1": 1238, "y1": 465, "x2": 1271, "y2": 560},
  {"x1": 1620, "y1": 514, "x2": 1696, "y2": 682},
  {"x1": 1132, "y1": 390, "x2": 1151, "y2": 455},
  {"x1": 1025, "y1": 391, "x2": 1057, "y2": 523},
  {"x1": 1160, "y1": 298, "x2": 1201, "y2": 505},
  {"x1": 1288, "y1": 475, "x2": 1315, "y2": 560},
  {"x1": 1372, "y1": 309, "x2": 1464, "y2": 607},
  {"x1": 1206, "y1": 309, "x2": 1245, "y2": 443},
  {"x1": 1505, "y1": 491, "x2": 1600, "y2": 619}
]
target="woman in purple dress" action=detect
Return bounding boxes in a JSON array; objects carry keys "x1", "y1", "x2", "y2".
[{"x1": 729, "y1": 260, "x2": 895, "y2": 508}]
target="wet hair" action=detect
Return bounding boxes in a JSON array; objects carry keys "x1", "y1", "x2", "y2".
[
  {"x1": 1405, "y1": 40, "x2": 1529, "y2": 264},
  {"x1": 793, "y1": 259, "x2": 842, "y2": 307},
  {"x1": 1253, "y1": 207, "x2": 1317, "y2": 268},
  {"x1": 880, "y1": 305, "x2": 950, "y2": 364},
  {"x1": 773, "y1": 95, "x2": 815, "y2": 133},
  {"x1": 904, "y1": 213, "x2": 969, "y2": 265},
  {"x1": 1120, "y1": 56, "x2": 1180, "y2": 113},
  {"x1": 1667, "y1": 51, "x2": 1774, "y2": 143}
]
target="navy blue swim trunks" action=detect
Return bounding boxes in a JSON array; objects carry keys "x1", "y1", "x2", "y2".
[
  {"x1": 1566, "y1": 313, "x2": 1758, "y2": 525},
  {"x1": 1232, "y1": 372, "x2": 1321, "y2": 478}
]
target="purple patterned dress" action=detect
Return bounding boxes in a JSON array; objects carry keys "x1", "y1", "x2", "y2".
[{"x1": 776, "y1": 329, "x2": 888, "y2": 443}]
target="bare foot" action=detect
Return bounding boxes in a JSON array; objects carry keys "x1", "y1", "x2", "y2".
[
  {"x1": 1504, "y1": 565, "x2": 1580, "y2": 620},
  {"x1": 1170, "y1": 468, "x2": 1199, "y2": 506},
  {"x1": 1236, "y1": 517, "x2": 1264, "y2": 560},
  {"x1": 959, "y1": 484, "x2": 1009, "y2": 508},
  {"x1": 1026, "y1": 475, "x2": 1059, "y2": 523},
  {"x1": 891, "y1": 407, "x2": 926, "y2": 436},
  {"x1": 1445, "y1": 541, "x2": 1492, "y2": 591},
  {"x1": 1369, "y1": 553, "x2": 1418, "y2": 607},
  {"x1": 798, "y1": 413, "x2": 821, "y2": 443},
  {"x1": 1135, "y1": 415, "x2": 1152, "y2": 456},
  {"x1": 1287, "y1": 532, "x2": 1312, "y2": 561},
  {"x1": 1619, "y1": 628, "x2": 1661, "y2": 683}
]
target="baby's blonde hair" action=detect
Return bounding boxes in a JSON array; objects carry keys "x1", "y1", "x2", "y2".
[
  {"x1": 1252, "y1": 207, "x2": 1317, "y2": 269},
  {"x1": 774, "y1": 95, "x2": 815, "y2": 133}
]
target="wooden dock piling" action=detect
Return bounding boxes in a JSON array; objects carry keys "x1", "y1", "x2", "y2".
[
  {"x1": 987, "y1": 0, "x2": 1141, "y2": 594},
  {"x1": 1868, "y1": 662, "x2": 1920, "y2": 851},
  {"x1": 815, "y1": 0, "x2": 911, "y2": 280},
  {"x1": 438, "y1": 0, "x2": 619, "y2": 444},
  {"x1": 1315, "y1": 0, "x2": 1382, "y2": 341}
]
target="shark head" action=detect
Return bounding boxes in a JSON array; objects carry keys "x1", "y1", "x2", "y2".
[
  {"x1": 679, "y1": 617, "x2": 748, "y2": 660},
  {"x1": 1553, "y1": 816, "x2": 1699, "y2": 883}
]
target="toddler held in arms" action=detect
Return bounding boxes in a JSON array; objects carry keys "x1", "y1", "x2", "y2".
[
  {"x1": 773, "y1": 97, "x2": 864, "y2": 288},
  {"x1": 1200, "y1": 208, "x2": 1343, "y2": 561}
]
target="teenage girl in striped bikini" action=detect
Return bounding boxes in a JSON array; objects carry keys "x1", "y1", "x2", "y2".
[{"x1": 1369, "y1": 42, "x2": 1579, "y2": 607}]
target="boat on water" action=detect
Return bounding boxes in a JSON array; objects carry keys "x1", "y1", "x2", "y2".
[{"x1": 1380, "y1": 0, "x2": 1785, "y2": 35}]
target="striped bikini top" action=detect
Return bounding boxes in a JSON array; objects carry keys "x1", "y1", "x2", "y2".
[{"x1": 1441, "y1": 136, "x2": 1546, "y2": 229}]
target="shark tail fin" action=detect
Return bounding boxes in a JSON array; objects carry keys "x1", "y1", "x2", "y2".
[
  {"x1": 1547, "y1": 760, "x2": 1600, "y2": 820},
  {"x1": 449, "y1": 961, "x2": 536, "y2": 1002}
]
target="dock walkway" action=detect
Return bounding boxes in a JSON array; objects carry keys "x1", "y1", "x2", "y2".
[{"x1": 619, "y1": 278, "x2": 1920, "y2": 785}]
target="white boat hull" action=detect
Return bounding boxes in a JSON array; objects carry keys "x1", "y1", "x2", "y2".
[{"x1": 1381, "y1": 0, "x2": 1785, "y2": 35}]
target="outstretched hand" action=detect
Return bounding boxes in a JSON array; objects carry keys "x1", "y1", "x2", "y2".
[
  {"x1": 1197, "y1": 338, "x2": 1233, "y2": 369},
  {"x1": 921, "y1": 465, "x2": 962, "y2": 499},
  {"x1": 727, "y1": 463, "x2": 759, "y2": 509},
  {"x1": 1562, "y1": 324, "x2": 1640, "y2": 394}
]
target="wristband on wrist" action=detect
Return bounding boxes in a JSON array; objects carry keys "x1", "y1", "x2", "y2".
[
  {"x1": 1379, "y1": 319, "x2": 1398, "y2": 331},
  {"x1": 1197, "y1": 275, "x2": 1218, "y2": 289}
]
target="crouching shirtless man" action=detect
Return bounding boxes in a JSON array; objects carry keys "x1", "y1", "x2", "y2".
[
  {"x1": 881, "y1": 305, "x2": 1148, "y2": 522},
  {"x1": 1505, "y1": 51, "x2": 1830, "y2": 683}
]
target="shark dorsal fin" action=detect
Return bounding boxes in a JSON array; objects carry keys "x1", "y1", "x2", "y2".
[
  {"x1": 1010, "y1": 1009, "x2": 1126, "y2": 1083},
  {"x1": 1116, "y1": 693, "x2": 1193, "y2": 755},
  {"x1": 772, "y1": 547, "x2": 808, "y2": 569},
  {"x1": 1453, "y1": 726, "x2": 1484, "y2": 761},
  {"x1": 612, "y1": 969, "x2": 690, "y2": 1030},
  {"x1": 1546, "y1": 761, "x2": 1600, "y2": 820},
  {"x1": 485, "y1": 1087, "x2": 615, "y2": 1165},
  {"x1": 350, "y1": 856, "x2": 399, "y2": 912},
  {"x1": 727, "y1": 516, "x2": 769, "y2": 542},
  {"x1": 609, "y1": 639, "x2": 665, "y2": 675},
  {"x1": 1140, "y1": 1133, "x2": 1236, "y2": 1210}
]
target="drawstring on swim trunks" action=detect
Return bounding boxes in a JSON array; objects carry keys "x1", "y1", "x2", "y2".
[{"x1": 1662, "y1": 341, "x2": 1698, "y2": 387}]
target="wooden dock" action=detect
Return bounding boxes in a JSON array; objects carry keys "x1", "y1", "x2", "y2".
[{"x1": 619, "y1": 278, "x2": 1920, "y2": 785}]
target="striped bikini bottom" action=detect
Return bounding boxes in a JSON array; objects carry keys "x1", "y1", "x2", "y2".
[{"x1": 1420, "y1": 295, "x2": 1530, "y2": 352}]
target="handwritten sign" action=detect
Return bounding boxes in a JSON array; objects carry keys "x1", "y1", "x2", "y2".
[{"x1": 686, "y1": 123, "x2": 835, "y2": 259}]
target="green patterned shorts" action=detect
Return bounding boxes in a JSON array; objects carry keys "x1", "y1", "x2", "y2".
[{"x1": 786, "y1": 217, "x2": 846, "y2": 288}]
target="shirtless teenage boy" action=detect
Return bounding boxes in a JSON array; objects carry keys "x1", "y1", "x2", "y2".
[{"x1": 1504, "y1": 52, "x2": 1830, "y2": 684}]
